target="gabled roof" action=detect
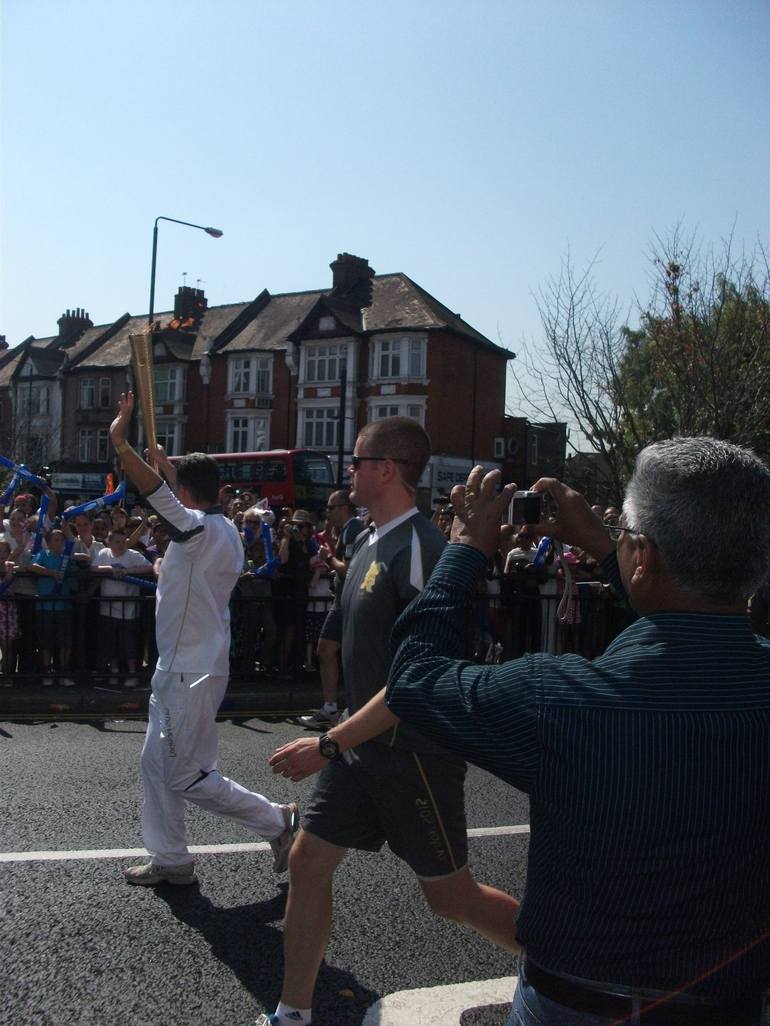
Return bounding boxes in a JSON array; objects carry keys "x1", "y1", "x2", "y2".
[
  {"x1": 69, "y1": 313, "x2": 167, "y2": 369},
  {"x1": 191, "y1": 301, "x2": 253, "y2": 358},
  {"x1": 0, "y1": 261, "x2": 513, "y2": 377},
  {"x1": 214, "y1": 274, "x2": 512, "y2": 357},
  {"x1": 28, "y1": 348, "x2": 65, "y2": 376},
  {"x1": 0, "y1": 338, "x2": 61, "y2": 387},
  {"x1": 0, "y1": 338, "x2": 33, "y2": 387},
  {"x1": 62, "y1": 319, "x2": 127, "y2": 367},
  {"x1": 362, "y1": 274, "x2": 513, "y2": 355},
  {"x1": 213, "y1": 290, "x2": 324, "y2": 354}
]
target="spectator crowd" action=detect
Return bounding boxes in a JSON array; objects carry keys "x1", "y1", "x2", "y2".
[{"x1": 0, "y1": 476, "x2": 766, "y2": 690}]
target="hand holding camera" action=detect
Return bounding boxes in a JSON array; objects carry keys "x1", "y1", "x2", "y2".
[
  {"x1": 449, "y1": 466, "x2": 517, "y2": 558},
  {"x1": 523, "y1": 478, "x2": 615, "y2": 562}
]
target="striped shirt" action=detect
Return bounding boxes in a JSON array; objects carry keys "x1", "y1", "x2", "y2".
[{"x1": 386, "y1": 543, "x2": 770, "y2": 1000}]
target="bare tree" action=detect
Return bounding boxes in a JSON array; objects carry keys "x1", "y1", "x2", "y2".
[{"x1": 510, "y1": 229, "x2": 770, "y2": 503}]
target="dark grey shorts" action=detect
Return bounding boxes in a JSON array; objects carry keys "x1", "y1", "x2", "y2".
[
  {"x1": 318, "y1": 605, "x2": 343, "y2": 644},
  {"x1": 303, "y1": 741, "x2": 468, "y2": 879}
]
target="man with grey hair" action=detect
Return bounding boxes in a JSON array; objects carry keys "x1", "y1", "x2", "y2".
[{"x1": 300, "y1": 436, "x2": 769, "y2": 1026}]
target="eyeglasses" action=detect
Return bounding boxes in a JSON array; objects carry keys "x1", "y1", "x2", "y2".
[
  {"x1": 349, "y1": 455, "x2": 409, "y2": 468},
  {"x1": 606, "y1": 525, "x2": 642, "y2": 541}
]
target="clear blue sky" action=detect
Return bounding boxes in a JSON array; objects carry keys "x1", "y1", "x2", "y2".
[{"x1": 2, "y1": 0, "x2": 768, "y2": 419}]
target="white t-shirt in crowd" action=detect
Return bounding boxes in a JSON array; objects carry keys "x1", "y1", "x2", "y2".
[
  {"x1": 146, "y1": 481, "x2": 244, "y2": 675},
  {"x1": 91, "y1": 546, "x2": 152, "y2": 619}
]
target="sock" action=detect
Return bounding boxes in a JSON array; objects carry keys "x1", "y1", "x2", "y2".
[
  {"x1": 275, "y1": 1001, "x2": 312, "y2": 1025},
  {"x1": 322, "y1": 702, "x2": 337, "y2": 714}
]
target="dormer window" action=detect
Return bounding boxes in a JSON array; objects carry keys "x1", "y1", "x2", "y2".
[{"x1": 318, "y1": 315, "x2": 336, "y2": 332}]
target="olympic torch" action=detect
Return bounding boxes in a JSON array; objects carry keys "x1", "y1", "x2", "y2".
[{"x1": 129, "y1": 332, "x2": 158, "y2": 467}]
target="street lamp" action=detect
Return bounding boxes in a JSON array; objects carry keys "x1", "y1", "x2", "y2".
[{"x1": 148, "y1": 216, "x2": 223, "y2": 327}]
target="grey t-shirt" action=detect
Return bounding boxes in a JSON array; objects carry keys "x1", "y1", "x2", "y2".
[{"x1": 339, "y1": 510, "x2": 452, "y2": 755}]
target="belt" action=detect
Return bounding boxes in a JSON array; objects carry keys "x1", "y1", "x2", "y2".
[{"x1": 524, "y1": 959, "x2": 762, "y2": 1026}]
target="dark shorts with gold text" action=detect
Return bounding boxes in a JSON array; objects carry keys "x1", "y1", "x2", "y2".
[{"x1": 302, "y1": 740, "x2": 468, "y2": 879}]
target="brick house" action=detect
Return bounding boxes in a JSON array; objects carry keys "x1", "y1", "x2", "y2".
[{"x1": 0, "y1": 254, "x2": 565, "y2": 506}]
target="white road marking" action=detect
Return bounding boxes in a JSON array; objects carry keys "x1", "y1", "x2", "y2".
[
  {"x1": 0, "y1": 823, "x2": 529, "y2": 864},
  {"x1": 362, "y1": 976, "x2": 518, "y2": 1025}
]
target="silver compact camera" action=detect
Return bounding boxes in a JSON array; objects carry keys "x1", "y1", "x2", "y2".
[{"x1": 508, "y1": 490, "x2": 557, "y2": 525}]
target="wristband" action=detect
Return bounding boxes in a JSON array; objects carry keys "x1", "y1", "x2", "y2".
[{"x1": 114, "y1": 441, "x2": 131, "y2": 455}]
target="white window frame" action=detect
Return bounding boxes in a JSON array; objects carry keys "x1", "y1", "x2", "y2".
[
  {"x1": 301, "y1": 406, "x2": 340, "y2": 449},
  {"x1": 370, "y1": 335, "x2": 427, "y2": 382},
  {"x1": 155, "y1": 420, "x2": 183, "y2": 457},
  {"x1": 78, "y1": 427, "x2": 111, "y2": 463},
  {"x1": 80, "y1": 378, "x2": 96, "y2": 409},
  {"x1": 154, "y1": 366, "x2": 185, "y2": 403},
  {"x1": 366, "y1": 397, "x2": 427, "y2": 427},
  {"x1": 23, "y1": 384, "x2": 51, "y2": 416},
  {"x1": 303, "y1": 343, "x2": 345, "y2": 385},
  {"x1": 99, "y1": 377, "x2": 111, "y2": 408},
  {"x1": 78, "y1": 428, "x2": 94, "y2": 462},
  {"x1": 225, "y1": 412, "x2": 269, "y2": 453},
  {"x1": 227, "y1": 355, "x2": 273, "y2": 397},
  {"x1": 96, "y1": 427, "x2": 109, "y2": 462}
]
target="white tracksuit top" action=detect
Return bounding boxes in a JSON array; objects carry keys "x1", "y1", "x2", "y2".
[{"x1": 146, "y1": 481, "x2": 244, "y2": 675}]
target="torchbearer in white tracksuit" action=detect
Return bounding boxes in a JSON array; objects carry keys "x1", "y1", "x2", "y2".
[{"x1": 109, "y1": 391, "x2": 298, "y2": 887}]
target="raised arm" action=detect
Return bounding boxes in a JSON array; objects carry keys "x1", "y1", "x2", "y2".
[{"x1": 109, "y1": 392, "x2": 163, "y2": 497}]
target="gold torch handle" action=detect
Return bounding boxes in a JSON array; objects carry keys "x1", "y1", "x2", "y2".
[{"x1": 129, "y1": 332, "x2": 158, "y2": 467}]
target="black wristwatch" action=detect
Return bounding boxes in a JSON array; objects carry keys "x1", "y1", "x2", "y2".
[{"x1": 318, "y1": 734, "x2": 341, "y2": 761}]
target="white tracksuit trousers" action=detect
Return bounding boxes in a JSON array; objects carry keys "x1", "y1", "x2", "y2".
[{"x1": 140, "y1": 669, "x2": 285, "y2": 866}]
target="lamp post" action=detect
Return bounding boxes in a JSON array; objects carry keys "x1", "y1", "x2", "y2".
[{"x1": 148, "y1": 216, "x2": 223, "y2": 327}]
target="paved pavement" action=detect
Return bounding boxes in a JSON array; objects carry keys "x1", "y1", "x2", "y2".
[{"x1": 1, "y1": 714, "x2": 529, "y2": 1026}]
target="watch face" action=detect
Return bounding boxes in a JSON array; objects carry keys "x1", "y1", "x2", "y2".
[{"x1": 319, "y1": 734, "x2": 339, "y2": 759}]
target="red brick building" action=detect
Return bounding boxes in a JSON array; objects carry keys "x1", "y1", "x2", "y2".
[{"x1": 0, "y1": 254, "x2": 566, "y2": 505}]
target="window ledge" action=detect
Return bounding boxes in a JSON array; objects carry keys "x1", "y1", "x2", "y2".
[{"x1": 365, "y1": 378, "x2": 430, "y2": 387}]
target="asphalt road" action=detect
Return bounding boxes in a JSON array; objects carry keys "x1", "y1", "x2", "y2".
[{"x1": 1, "y1": 716, "x2": 529, "y2": 1026}]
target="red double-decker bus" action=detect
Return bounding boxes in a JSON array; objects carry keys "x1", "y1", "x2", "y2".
[{"x1": 172, "y1": 449, "x2": 335, "y2": 514}]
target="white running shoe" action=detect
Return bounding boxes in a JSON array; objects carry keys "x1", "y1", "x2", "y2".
[
  {"x1": 269, "y1": 802, "x2": 299, "y2": 874},
  {"x1": 124, "y1": 861, "x2": 196, "y2": 886},
  {"x1": 298, "y1": 709, "x2": 340, "y2": 730}
]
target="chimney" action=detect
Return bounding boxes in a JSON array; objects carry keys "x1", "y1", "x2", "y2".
[
  {"x1": 174, "y1": 285, "x2": 208, "y2": 323},
  {"x1": 57, "y1": 307, "x2": 93, "y2": 347},
  {"x1": 0, "y1": 335, "x2": 7, "y2": 352},
  {"x1": 329, "y1": 253, "x2": 375, "y2": 308}
]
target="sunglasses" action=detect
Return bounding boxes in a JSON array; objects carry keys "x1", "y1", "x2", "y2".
[{"x1": 349, "y1": 455, "x2": 409, "y2": 468}]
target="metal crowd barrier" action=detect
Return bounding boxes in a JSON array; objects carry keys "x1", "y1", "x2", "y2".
[{"x1": 0, "y1": 572, "x2": 636, "y2": 692}]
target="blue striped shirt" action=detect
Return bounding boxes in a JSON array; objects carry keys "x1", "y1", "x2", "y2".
[{"x1": 386, "y1": 543, "x2": 770, "y2": 999}]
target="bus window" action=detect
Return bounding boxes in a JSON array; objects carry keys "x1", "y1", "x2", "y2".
[
  {"x1": 263, "y1": 459, "x2": 288, "y2": 482},
  {"x1": 293, "y1": 452, "x2": 335, "y2": 486},
  {"x1": 219, "y1": 461, "x2": 263, "y2": 484}
]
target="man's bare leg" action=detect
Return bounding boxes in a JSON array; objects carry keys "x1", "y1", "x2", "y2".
[
  {"x1": 281, "y1": 828, "x2": 348, "y2": 1008},
  {"x1": 316, "y1": 637, "x2": 340, "y2": 708},
  {"x1": 420, "y1": 867, "x2": 521, "y2": 953}
]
